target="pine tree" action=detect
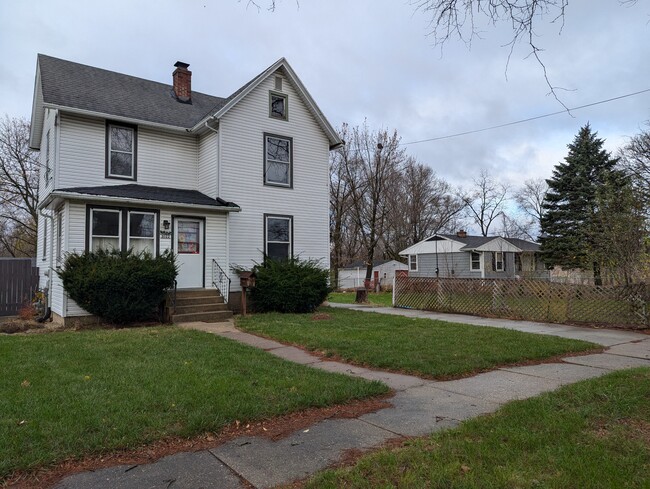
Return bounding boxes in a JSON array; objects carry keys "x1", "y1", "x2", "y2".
[{"x1": 540, "y1": 124, "x2": 621, "y2": 285}]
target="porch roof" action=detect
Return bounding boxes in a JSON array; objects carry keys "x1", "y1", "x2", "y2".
[{"x1": 40, "y1": 184, "x2": 240, "y2": 212}]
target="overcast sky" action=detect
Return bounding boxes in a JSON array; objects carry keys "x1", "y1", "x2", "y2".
[{"x1": 1, "y1": 0, "x2": 649, "y2": 190}]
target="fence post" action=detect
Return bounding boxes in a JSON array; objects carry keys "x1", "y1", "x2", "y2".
[{"x1": 392, "y1": 275, "x2": 396, "y2": 307}]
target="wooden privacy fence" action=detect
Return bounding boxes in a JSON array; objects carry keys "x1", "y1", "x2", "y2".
[
  {"x1": 394, "y1": 276, "x2": 650, "y2": 329},
  {"x1": 0, "y1": 258, "x2": 39, "y2": 316}
]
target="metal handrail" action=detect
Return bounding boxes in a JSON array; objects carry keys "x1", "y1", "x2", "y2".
[{"x1": 212, "y1": 259, "x2": 231, "y2": 303}]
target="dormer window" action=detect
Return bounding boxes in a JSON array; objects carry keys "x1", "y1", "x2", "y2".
[
  {"x1": 269, "y1": 92, "x2": 287, "y2": 120},
  {"x1": 106, "y1": 122, "x2": 137, "y2": 180}
]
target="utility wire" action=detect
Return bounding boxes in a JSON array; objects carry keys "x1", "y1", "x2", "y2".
[{"x1": 402, "y1": 88, "x2": 650, "y2": 146}]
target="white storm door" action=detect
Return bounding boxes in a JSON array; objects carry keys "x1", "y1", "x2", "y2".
[{"x1": 174, "y1": 218, "x2": 204, "y2": 288}]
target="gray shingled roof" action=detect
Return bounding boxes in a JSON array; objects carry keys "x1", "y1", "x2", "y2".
[
  {"x1": 38, "y1": 54, "x2": 227, "y2": 128},
  {"x1": 56, "y1": 184, "x2": 239, "y2": 208},
  {"x1": 438, "y1": 234, "x2": 540, "y2": 252}
]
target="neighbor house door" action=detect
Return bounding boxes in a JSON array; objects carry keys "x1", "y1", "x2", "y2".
[{"x1": 174, "y1": 218, "x2": 204, "y2": 288}]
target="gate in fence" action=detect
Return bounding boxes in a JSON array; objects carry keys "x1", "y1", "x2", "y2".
[
  {"x1": 0, "y1": 258, "x2": 39, "y2": 316},
  {"x1": 394, "y1": 276, "x2": 650, "y2": 329}
]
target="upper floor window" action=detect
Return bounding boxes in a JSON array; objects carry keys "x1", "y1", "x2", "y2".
[
  {"x1": 409, "y1": 254, "x2": 417, "y2": 271},
  {"x1": 269, "y1": 91, "x2": 288, "y2": 120},
  {"x1": 264, "y1": 134, "x2": 292, "y2": 187},
  {"x1": 106, "y1": 123, "x2": 137, "y2": 180},
  {"x1": 265, "y1": 214, "x2": 292, "y2": 261}
]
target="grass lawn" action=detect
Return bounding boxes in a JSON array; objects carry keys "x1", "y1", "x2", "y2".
[
  {"x1": 236, "y1": 307, "x2": 599, "y2": 379},
  {"x1": 0, "y1": 327, "x2": 387, "y2": 480},
  {"x1": 308, "y1": 368, "x2": 650, "y2": 488},
  {"x1": 328, "y1": 291, "x2": 393, "y2": 307}
]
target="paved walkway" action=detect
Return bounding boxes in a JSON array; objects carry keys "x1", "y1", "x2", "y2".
[{"x1": 55, "y1": 306, "x2": 650, "y2": 489}]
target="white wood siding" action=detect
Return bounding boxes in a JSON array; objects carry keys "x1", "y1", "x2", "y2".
[
  {"x1": 37, "y1": 108, "x2": 57, "y2": 201},
  {"x1": 198, "y1": 132, "x2": 219, "y2": 198},
  {"x1": 219, "y1": 72, "x2": 330, "y2": 290},
  {"x1": 137, "y1": 127, "x2": 198, "y2": 189},
  {"x1": 64, "y1": 201, "x2": 89, "y2": 316},
  {"x1": 58, "y1": 113, "x2": 199, "y2": 190}
]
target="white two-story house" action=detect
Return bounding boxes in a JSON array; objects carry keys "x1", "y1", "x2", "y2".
[{"x1": 30, "y1": 54, "x2": 341, "y2": 324}]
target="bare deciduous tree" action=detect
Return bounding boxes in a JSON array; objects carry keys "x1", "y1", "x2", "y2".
[
  {"x1": 618, "y1": 122, "x2": 650, "y2": 214},
  {"x1": 0, "y1": 116, "x2": 39, "y2": 257},
  {"x1": 460, "y1": 169, "x2": 509, "y2": 236},
  {"x1": 513, "y1": 177, "x2": 548, "y2": 239},
  {"x1": 383, "y1": 158, "x2": 465, "y2": 259},
  {"x1": 337, "y1": 123, "x2": 406, "y2": 285}
]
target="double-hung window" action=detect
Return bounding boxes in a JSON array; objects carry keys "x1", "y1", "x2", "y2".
[
  {"x1": 264, "y1": 134, "x2": 292, "y2": 187},
  {"x1": 45, "y1": 129, "x2": 52, "y2": 182},
  {"x1": 493, "y1": 251, "x2": 505, "y2": 272},
  {"x1": 470, "y1": 251, "x2": 481, "y2": 271},
  {"x1": 409, "y1": 254, "x2": 418, "y2": 271},
  {"x1": 107, "y1": 123, "x2": 136, "y2": 180},
  {"x1": 90, "y1": 209, "x2": 121, "y2": 252},
  {"x1": 89, "y1": 207, "x2": 158, "y2": 255},
  {"x1": 265, "y1": 215, "x2": 292, "y2": 261},
  {"x1": 128, "y1": 211, "x2": 156, "y2": 254}
]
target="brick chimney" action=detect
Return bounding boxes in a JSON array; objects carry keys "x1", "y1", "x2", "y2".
[
  {"x1": 173, "y1": 61, "x2": 191, "y2": 103},
  {"x1": 456, "y1": 230, "x2": 467, "y2": 238}
]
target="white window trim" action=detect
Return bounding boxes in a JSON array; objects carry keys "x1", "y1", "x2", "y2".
[
  {"x1": 90, "y1": 208, "x2": 122, "y2": 252},
  {"x1": 409, "y1": 254, "x2": 418, "y2": 272},
  {"x1": 265, "y1": 215, "x2": 292, "y2": 260},
  {"x1": 127, "y1": 211, "x2": 156, "y2": 254},
  {"x1": 264, "y1": 134, "x2": 292, "y2": 187},
  {"x1": 108, "y1": 124, "x2": 135, "y2": 179},
  {"x1": 494, "y1": 251, "x2": 505, "y2": 272},
  {"x1": 470, "y1": 251, "x2": 482, "y2": 271}
]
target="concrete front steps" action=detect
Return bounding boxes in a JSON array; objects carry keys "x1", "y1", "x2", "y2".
[{"x1": 169, "y1": 288, "x2": 233, "y2": 323}]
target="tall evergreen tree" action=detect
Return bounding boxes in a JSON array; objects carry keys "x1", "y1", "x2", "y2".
[{"x1": 540, "y1": 124, "x2": 621, "y2": 285}]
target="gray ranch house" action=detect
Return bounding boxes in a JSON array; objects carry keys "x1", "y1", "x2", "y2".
[{"x1": 399, "y1": 231, "x2": 548, "y2": 280}]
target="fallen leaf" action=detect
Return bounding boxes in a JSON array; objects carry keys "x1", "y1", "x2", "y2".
[
  {"x1": 21, "y1": 380, "x2": 30, "y2": 388},
  {"x1": 461, "y1": 465, "x2": 470, "y2": 474},
  {"x1": 303, "y1": 429, "x2": 310, "y2": 433}
]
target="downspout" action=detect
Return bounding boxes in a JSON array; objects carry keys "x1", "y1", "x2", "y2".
[{"x1": 38, "y1": 208, "x2": 54, "y2": 322}]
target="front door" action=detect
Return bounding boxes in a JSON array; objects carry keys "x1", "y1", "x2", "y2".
[{"x1": 174, "y1": 218, "x2": 204, "y2": 288}]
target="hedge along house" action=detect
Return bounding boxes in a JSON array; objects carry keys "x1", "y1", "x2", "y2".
[
  {"x1": 400, "y1": 231, "x2": 549, "y2": 280},
  {"x1": 30, "y1": 55, "x2": 341, "y2": 324}
]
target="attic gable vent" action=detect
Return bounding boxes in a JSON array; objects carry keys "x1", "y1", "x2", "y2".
[{"x1": 274, "y1": 75, "x2": 282, "y2": 91}]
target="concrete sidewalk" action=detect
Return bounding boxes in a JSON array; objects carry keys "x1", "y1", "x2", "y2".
[{"x1": 55, "y1": 308, "x2": 650, "y2": 489}]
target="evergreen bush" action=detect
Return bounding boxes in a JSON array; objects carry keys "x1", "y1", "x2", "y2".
[
  {"x1": 58, "y1": 249, "x2": 177, "y2": 324},
  {"x1": 250, "y1": 257, "x2": 330, "y2": 313}
]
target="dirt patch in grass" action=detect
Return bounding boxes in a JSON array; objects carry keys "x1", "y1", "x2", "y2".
[
  {"x1": 311, "y1": 313, "x2": 332, "y2": 321},
  {"x1": 4, "y1": 394, "x2": 393, "y2": 489}
]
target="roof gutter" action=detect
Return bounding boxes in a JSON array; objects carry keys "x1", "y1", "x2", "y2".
[
  {"x1": 39, "y1": 191, "x2": 241, "y2": 213},
  {"x1": 42, "y1": 103, "x2": 191, "y2": 133}
]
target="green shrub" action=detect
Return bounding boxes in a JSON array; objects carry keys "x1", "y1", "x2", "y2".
[
  {"x1": 58, "y1": 249, "x2": 177, "y2": 324},
  {"x1": 250, "y1": 257, "x2": 330, "y2": 313}
]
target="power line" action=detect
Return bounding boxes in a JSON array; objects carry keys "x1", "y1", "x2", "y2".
[{"x1": 401, "y1": 88, "x2": 650, "y2": 146}]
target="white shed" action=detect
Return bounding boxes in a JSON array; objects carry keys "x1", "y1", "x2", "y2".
[{"x1": 337, "y1": 259, "x2": 408, "y2": 290}]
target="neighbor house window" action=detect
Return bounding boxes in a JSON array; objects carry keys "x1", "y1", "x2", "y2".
[
  {"x1": 106, "y1": 123, "x2": 136, "y2": 180},
  {"x1": 90, "y1": 209, "x2": 121, "y2": 251},
  {"x1": 264, "y1": 134, "x2": 292, "y2": 187},
  {"x1": 128, "y1": 211, "x2": 156, "y2": 254},
  {"x1": 470, "y1": 251, "x2": 481, "y2": 271},
  {"x1": 493, "y1": 251, "x2": 505, "y2": 272},
  {"x1": 265, "y1": 215, "x2": 292, "y2": 260},
  {"x1": 515, "y1": 253, "x2": 522, "y2": 272},
  {"x1": 269, "y1": 92, "x2": 287, "y2": 120},
  {"x1": 409, "y1": 254, "x2": 418, "y2": 271}
]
